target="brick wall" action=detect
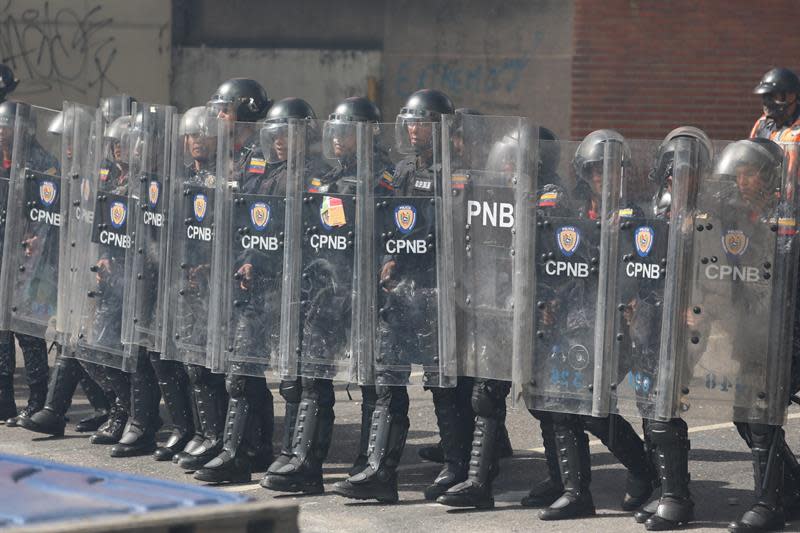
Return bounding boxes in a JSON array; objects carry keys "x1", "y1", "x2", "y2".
[{"x1": 572, "y1": 0, "x2": 800, "y2": 141}]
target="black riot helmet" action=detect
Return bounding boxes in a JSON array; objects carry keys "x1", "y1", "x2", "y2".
[
  {"x1": 0, "y1": 64, "x2": 18, "y2": 102},
  {"x1": 208, "y1": 78, "x2": 271, "y2": 123},
  {"x1": 754, "y1": 68, "x2": 800, "y2": 96},
  {"x1": 100, "y1": 95, "x2": 136, "y2": 124},
  {"x1": 323, "y1": 96, "x2": 380, "y2": 160},
  {"x1": 179, "y1": 106, "x2": 218, "y2": 165},
  {"x1": 714, "y1": 138, "x2": 784, "y2": 195},
  {"x1": 649, "y1": 126, "x2": 713, "y2": 216},
  {"x1": 396, "y1": 89, "x2": 454, "y2": 155},
  {"x1": 259, "y1": 97, "x2": 316, "y2": 163},
  {"x1": 47, "y1": 105, "x2": 93, "y2": 137},
  {"x1": 572, "y1": 130, "x2": 631, "y2": 187},
  {"x1": 754, "y1": 68, "x2": 800, "y2": 122}
]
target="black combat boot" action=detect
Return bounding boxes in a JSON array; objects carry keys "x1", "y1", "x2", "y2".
[
  {"x1": 644, "y1": 420, "x2": 694, "y2": 531},
  {"x1": 266, "y1": 399, "x2": 300, "y2": 474},
  {"x1": 174, "y1": 393, "x2": 203, "y2": 464},
  {"x1": 19, "y1": 356, "x2": 80, "y2": 435},
  {"x1": 583, "y1": 414, "x2": 657, "y2": 511},
  {"x1": 539, "y1": 421, "x2": 595, "y2": 520},
  {"x1": 177, "y1": 378, "x2": 226, "y2": 470},
  {"x1": 195, "y1": 397, "x2": 253, "y2": 483},
  {"x1": 728, "y1": 427, "x2": 785, "y2": 533},
  {"x1": 424, "y1": 387, "x2": 472, "y2": 500},
  {"x1": 522, "y1": 413, "x2": 563, "y2": 507},
  {"x1": 110, "y1": 355, "x2": 159, "y2": 457},
  {"x1": 75, "y1": 371, "x2": 111, "y2": 432},
  {"x1": 91, "y1": 399, "x2": 128, "y2": 444},
  {"x1": 437, "y1": 416, "x2": 499, "y2": 509},
  {"x1": 247, "y1": 387, "x2": 275, "y2": 472},
  {"x1": 7, "y1": 381, "x2": 47, "y2": 427},
  {"x1": 349, "y1": 386, "x2": 376, "y2": 476},
  {"x1": 332, "y1": 403, "x2": 410, "y2": 503},
  {"x1": 152, "y1": 360, "x2": 194, "y2": 461},
  {"x1": 262, "y1": 396, "x2": 335, "y2": 494},
  {"x1": 635, "y1": 431, "x2": 662, "y2": 523}
]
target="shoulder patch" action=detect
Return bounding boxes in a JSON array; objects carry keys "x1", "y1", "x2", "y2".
[{"x1": 537, "y1": 190, "x2": 558, "y2": 207}]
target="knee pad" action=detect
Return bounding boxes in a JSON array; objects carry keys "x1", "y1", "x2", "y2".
[
  {"x1": 647, "y1": 418, "x2": 688, "y2": 447},
  {"x1": 471, "y1": 379, "x2": 509, "y2": 418},
  {"x1": 279, "y1": 378, "x2": 302, "y2": 403},
  {"x1": 226, "y1": 373, "x2": 247, "y2": 398}
]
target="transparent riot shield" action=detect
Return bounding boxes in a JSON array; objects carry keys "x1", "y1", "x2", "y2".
[
  {"x1": 354, "y1": 120, "x2": 456, "y2": 387},
  {"x1": 67, "y1": 106, "x2": 135, "y2": 370},
  {"x1": 446, "y1": 114, "x2": 532, "y2": 382},
  {"x1": 56, "y1": 103, "x2": 97, "y2": 344},
  {"x1": 594, "y1": 137, "x2": 704, "y2": 420},
  {"x1": 161, "y1": 107, "x2": 219, "y2": 369},
  {"x1": 120, "y1": 104, "x2": 175, "y2": 353},
  {"x1": 514, "y1": 133, "x2": 620, "y2": 415},
  {"x1": 278, "y1": 117, "x2": 359, "y2": 381},
  {"x1": 206, "y1": 117, "x2": 295, "y2": 377},
  {"x1": 0, "y1": 104, "x2": 63, "y2": 340},
  {"x1": 675, "y1": 140, "x2": 799, "y2": 425}
]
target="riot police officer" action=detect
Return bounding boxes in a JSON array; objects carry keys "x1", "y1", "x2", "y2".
[
  {"x1": 261, "y1": 96, "x2": 384, "y2": 493},
  {"x1": 18, "y1": 106, "x2": 113, "y2": 437},
  {"x1": 332, "y1": 89, "x2": 454, "y2": 503},
  {"x1": 751, "y1": 68, "x2": 800, "y2": 143},
  {"x1": 0, "y1": 101, "x2": 57, "y2": 426},
  {"x1": 189, "y1": 79, "x2": 275, "y2": 482},
  {"x1": 713, "y1": 138, "x2": 798, "y2": 533},
  {"x1": 524, "y1": 130, "x2": 657, "y2": 521}
]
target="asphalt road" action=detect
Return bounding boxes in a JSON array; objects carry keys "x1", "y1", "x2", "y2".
[{"x1": 3, "y1": 369, "x2": 800, "y2": 533}]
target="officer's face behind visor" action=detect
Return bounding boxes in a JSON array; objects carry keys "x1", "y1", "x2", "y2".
[
  {"x1": 211, "y1": 102, "x2": 235, "y2": 123},
  {"x1": 323, "y1": 121, "x2": 356, "y2": 159},
  {"x1": 579, "y1": 160, "x2": 604, "y2": 196},
  {"x1": 406, "y1": 119, "x2": 432, "y2": 149},
  {"x1": 187, "y1": 132, "x2": 215, "y2": 162},
  {"x1": 260, "y1": 122, "x2": 288, "y2": 163},
  {"x1": 734, "y1": 164, "x2": 772, "y2": 205}
]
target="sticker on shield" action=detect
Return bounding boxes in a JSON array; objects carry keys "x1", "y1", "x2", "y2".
[
  {"x1": 556, "y1": 226, "x2": 580, "y2": 257},
  {"x1": 110, "y1": 201, "x2": 127, "y2": 229},
  {"x1": 568, "y1": 344, "x2": 590, "y2": 371},
  {"x1": 320, "y1": 196, "x2": 346, "y2": 230},
  {"x1": 721, "y1": 229, "x2": 748, "y2": 257},
  {"x1": 193, "y1": 193, "x2": 207, "y2": 222},
  {"x1": 39, "y1": 180, "x2": 57, "y2": 207},
  {"x1": 81, "y1": 178, "x2": 91, "y2": 202},
  {"x1": 250, "y1": 201, "x2": 270, "y2": 231},
  {"x1": 147, "y1": 180, "x2": 160, "y2": 208},
  {"x1": 634, "y1": 226, "x2": 655, "y2": 257},
  {"x1": 394, "y1": 204, "x2": 417, "y2": 235}
]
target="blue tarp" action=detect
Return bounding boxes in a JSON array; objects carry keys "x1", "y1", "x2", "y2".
[{"x1": 0, "y1": 453, "x2": 249, "y2": 527}]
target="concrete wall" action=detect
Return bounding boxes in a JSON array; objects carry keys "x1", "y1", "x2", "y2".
[
  {"x1": 382, "y1": 0, "x2": 573, "y2": 139},
  {"x1": 0, "y1": 0, "x2": 171, "y2": 109},
  {"x1": 171, "y1": 47, "x2": 382, "y2": 116}
]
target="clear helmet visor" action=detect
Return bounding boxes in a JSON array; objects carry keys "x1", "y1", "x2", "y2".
[
  {"x1": 395, "y1": 116, "x2": 436, "y2": 155},
  {"x1": 322, "y1": 120, "x2": 358, "y2": 160},
  {"x1": 259, "y1": 121, "x2": 289, "y2": 164}
]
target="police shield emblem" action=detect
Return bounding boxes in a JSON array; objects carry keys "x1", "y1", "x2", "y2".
[
  {"x1": 39, "y1": 180, "x2": 57, "y2": 207},
  {"x1": 394, "y1": 204, "x2": 417, "y2": 235},
  {"x1": 721, "y1": 229, "x2": 749, "y2": 257},
  {"x1": 193, "y1": 193, "x2": 207, "y2": 222},
  {"x1": 320, "y1": 196, "x2": 346, "y2": 230},
  {"x1": 110, "y1": 201, "x2": 127, "y2": 229},
  {"x1": 250, "y1": 201, "x2": 270, "y2": 231},
  {"x1": 634, "y1": 226, "x2": 655, "y2": 257},
  {"x1": 556, "y1": 226, "x2": 580, "y2": 257},
  {"x1": 148, "y1": 180, "x2": 160, "y2": 208}
]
